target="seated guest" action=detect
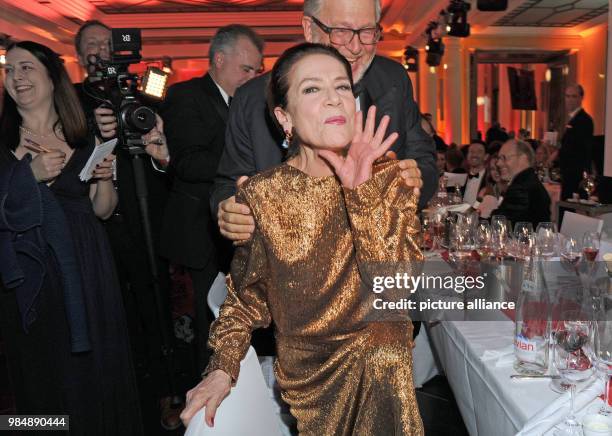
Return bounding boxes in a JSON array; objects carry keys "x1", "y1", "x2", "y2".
[
  {"x1": 535, "y1": 143, "x2": 549, "y2": 167},
  {"x1": 436, "y1": 148, "x2": 447, "y2": 175},
  {"x1": 490, "y1": 139, "x2": 551, "y2": 227},
  {"x1": 463, "y1": 141, "x2": 488, "y2": 206},
  {"x1": 478, "y1": 155, "x2": 507, "y2": 199},
  {"x1": 181, "y1": 43, "x2": 424, "y2": 435}
]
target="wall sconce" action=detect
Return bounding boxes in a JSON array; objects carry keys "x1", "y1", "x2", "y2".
[{"x1": 545, "y1": 68, "x2": 551, "y2": 82}]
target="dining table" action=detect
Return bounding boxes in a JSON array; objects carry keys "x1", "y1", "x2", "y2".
[{"x1": 419, "y1": 256, "x2": 609, "y2": 436}]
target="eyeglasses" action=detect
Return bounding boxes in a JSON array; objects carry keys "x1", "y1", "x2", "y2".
[
  {"x1": 497, "y1": 153, "x2": 519, "y2": 162},
  {"x1": 309, "y1": 16, "x2": 382, "y2": 46}
]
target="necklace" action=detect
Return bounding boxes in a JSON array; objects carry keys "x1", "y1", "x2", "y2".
[{"x1": 19, "y1": 125, "x2": 59, "y2": 139}]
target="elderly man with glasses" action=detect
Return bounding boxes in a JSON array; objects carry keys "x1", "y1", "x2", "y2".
[
  {"x1": 489, "y1": 139, "x2": 551, "y2": 228},
  {"x1": 211, "y1": 0, "x2": 437, "y2": 241}
]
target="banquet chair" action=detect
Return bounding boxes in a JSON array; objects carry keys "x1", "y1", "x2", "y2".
[
  {"x1": 559, "y1": 211, "x2": 603, "y2": 240},
  {"x1": 600, "y1": 212, "x2": 612, "y2": 239},
  {"x1": 184, "y1": 346, "x2": 282, "y2": 436},
  {"x1": 207, "y1": 272, "x2": 228, "y2": 318},
  {"x1": 205, "y1": 273, "x2": 294, "y2": 435}
]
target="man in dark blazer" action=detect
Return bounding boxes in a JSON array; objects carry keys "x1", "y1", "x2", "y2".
[
  {"x1": 559, "y1": 84, "x2": 594, "y2": 201},
  {"x1": 159, "y1": 24, "x2": 264, "y2": 372},
  {"x1": 211, "y1": 0, "x2": 436, "y2": 240},
  {"x1": 491, "y1": 139, "x2": 551, "y2": 228}
]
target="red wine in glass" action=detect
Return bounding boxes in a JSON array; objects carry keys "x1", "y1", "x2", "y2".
[{"x1": 583, "y1": 247, "x2": 599, "y2": 262}]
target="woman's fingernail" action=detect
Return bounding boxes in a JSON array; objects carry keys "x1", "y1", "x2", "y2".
[{"x1": 211, "y1": 417, "x2": 214, "y2": 427}]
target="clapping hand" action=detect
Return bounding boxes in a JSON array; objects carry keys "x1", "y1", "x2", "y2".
[{"x1": 318, "y1": 106, "x2": 398, "y2": 189}]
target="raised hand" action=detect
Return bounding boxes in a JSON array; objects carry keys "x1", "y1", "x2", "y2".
[{"x1": 318, "y1": 106, "x2": 398, "y2": 189}]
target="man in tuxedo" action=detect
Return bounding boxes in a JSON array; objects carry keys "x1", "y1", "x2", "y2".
[
  {"x1": 159, "y1": 24, "x2": 264, "y2": 373},
  {"x1": 492, "y1": 139, "x2": 550, "y2": 228},
  {"x1": 212, "y1": 0, "x2": 436, "y2": 242},
  {"x1": 462, "y1": 141, "x2": 488, "y2": 206},
  {"x1": 559, "y1": 84, "x2": 594, "y2": 201}
]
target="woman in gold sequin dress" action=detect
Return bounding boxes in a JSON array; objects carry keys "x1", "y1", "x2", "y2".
[{"x1": 182, "y1": 43, "x2": 424, "y2": 435}]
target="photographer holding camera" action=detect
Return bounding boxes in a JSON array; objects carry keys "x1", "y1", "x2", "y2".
[{"x1": 74, "y1": 20, "x2": 183, "y2": 431}]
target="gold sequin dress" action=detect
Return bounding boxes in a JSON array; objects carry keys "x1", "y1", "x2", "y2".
[{"x1": 206, "y1": 160, "x2": 425, "y2": 435}]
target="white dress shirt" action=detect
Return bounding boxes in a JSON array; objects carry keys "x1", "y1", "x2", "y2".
[{"x1": 463, "y1": 168, "x2": 485, "y2": 206}]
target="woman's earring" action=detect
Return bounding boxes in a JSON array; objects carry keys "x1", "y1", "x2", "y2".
[{"x1": 284, "y1": 130, "x2": 293, "y2": 143}]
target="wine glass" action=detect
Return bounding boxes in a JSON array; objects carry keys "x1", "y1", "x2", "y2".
[
  {"x1": 514, "y1": 222, "x2": 533, "y2": 260},
  {"x1": 561, "y1": 236, "x2": 582, "y2": 271},
  {"x1": 536, "y1": 222, "x2": 558, "y2": 259},
  {"x1": 431, "y1": 211, "x2": 446, "y2": 252},
  {"x1": 420, "y1": 213, "x2": 432, "y2": 252},
  {"x1": 594, "y1": 291, "x2": 612, "y2": 415},
  {"x1": 448, "y1": 222, "x2": 469, "y2": 271},
  {"x1": 552, "y1": 312, "x2": 595, "y2": 435},
  {"x1": 491, "y1": 216, "x2": 510, "y2": 259},
  {"x1": 514, "y1": 222, "x2": 534, "y2": 239},
  {"x1": 582, "y1": 231, "x2": 601, "y2": 263},
  {"x1": 475, "y1": 220, "x2": 492, "y2": 259}
]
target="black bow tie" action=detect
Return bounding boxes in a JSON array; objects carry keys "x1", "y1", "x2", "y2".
[{"x1": 467, "y1": 173, "x2": 480, "y2": 180}]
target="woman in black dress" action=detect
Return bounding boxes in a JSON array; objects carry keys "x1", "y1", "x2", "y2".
[{"x1": 0, "y1": 41, "x2": 142, "y2": 435}]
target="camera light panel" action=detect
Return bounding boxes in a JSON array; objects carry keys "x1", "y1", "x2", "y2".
[{"x1": 142, "y1": 67, "x2": 169, "y2": 99}]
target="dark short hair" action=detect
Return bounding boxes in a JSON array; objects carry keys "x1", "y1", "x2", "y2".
[
  {"x1": 266, "y1": 42, "x2": 353, "y2": 158},
  {"x1": 566, "y1": 83, "x2": 584, "y2": 98},
  {"x1": 209, "y1": 24, "x2": 264, "y2": 66},
  {"x1": 487, "y1": 140, "x2": 503, "y2": 156},
  {"x1": 75, "y1": 20, "x2": 111, "y2": 57},
  {"x1": 1, "y1": 41, "x2": 88, "y2": 153},
  {"x1": 469, "y1": 140, "x2": 486, "y2": 153}
]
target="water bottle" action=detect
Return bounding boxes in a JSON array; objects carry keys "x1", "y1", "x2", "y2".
[{"x1": 514, "y1": 251, "x2": 551, "y2": 375}]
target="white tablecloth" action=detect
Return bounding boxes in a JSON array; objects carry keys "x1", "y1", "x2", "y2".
[{"x1": 427, "y1": 318, "x2": 606, "y2": 436}]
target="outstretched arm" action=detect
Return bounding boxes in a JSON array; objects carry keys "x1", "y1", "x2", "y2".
[{"x1": 181, "y1": 192, "x2": 270, "y2": 428}]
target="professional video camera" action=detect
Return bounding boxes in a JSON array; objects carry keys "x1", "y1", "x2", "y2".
[{"x1": 84, "y1": 28, "x2": 169, "y2": 153}]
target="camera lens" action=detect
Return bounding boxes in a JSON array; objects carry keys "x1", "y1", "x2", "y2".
[{"x1": 121, "y1": 102, "x2": 156, "y2": 133}]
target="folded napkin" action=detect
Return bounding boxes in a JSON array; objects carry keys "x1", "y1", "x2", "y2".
[
  {"x1": 481, "y1": 344, "x2": 515, "y2": 367},
  {"x1": 516, "y1": 377, "x2": 605, "y2": 436}
]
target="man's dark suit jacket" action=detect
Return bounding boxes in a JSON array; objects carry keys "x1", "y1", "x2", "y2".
[
  {"x1": 159, "y1": 73, "x2": 228, "y2": 269},
  {"x1": 559, "y1": 108, "x2": 594, "y2": 200},
  {"x1": 491, "y1": 167, "x2": 551, "y2": 228},
  {"x1": 210, "y1": 55, "x2": 437, "y2": 214}
]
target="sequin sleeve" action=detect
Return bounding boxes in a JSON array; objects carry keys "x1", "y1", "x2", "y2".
[
  {"x1": 204, "y1": 192, "x2": 272, "y2": 382},
  {"x1": 343, "y1": 160, "x2": 423, "y2": 277}
]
